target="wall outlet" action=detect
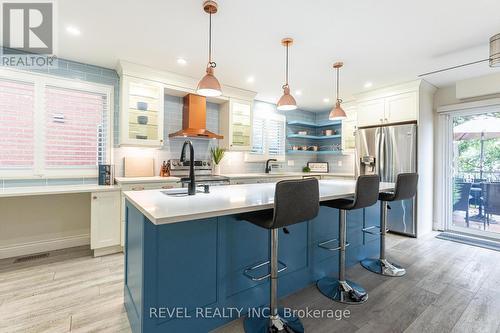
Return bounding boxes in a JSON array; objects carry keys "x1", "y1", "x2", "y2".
[
  {"x1": 337, "y1": 160, "x2": 343, "y2": 167},
  {"x1": 287, "y1": 160, "x2": 294, "y2": 166}
]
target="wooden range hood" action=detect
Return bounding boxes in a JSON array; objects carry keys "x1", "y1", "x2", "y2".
[{"x1": 168, "y1": 93, "x2": 223, "y2": 139}]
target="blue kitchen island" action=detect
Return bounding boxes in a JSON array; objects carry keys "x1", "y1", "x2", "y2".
[{"x1": 123, "y1": 180, "x2": 393, "y2": 333}]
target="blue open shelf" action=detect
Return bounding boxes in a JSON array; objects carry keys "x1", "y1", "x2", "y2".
[
  {"x1": 287, "y1": 150, "x2": 344, "y2": 155},
  {"x1": 287, "y1": 120, "x2": 341, "y2": 127},
  {"x1": 287, "y1": 134, "x2": 341, "y2": 140}
]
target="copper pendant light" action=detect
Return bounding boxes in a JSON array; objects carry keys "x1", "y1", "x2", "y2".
[
  {"x1": 329, "y1": 62, "x2": 347, "y2": 120},
  {"x1": 197, "y1": 0, "x2": 222, "y2": 97},
  {"x1": 277, "y1": 38, "x2": 297, "y2": 111}
]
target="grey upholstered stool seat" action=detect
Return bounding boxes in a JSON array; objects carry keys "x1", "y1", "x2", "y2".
[
  {"x1": 361, "y1": 173, "x2": 418, "y2": 277},
  {"x1": 241, "y1": 178, "x2": 320, "y2": 333},
  {"x1": 317, "y1": 175, "x2": 380, "y2": 304}
]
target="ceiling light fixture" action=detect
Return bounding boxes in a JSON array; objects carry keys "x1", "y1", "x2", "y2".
[
  {"x1": 196, "y1": 1, "x2": 222, "y2": 97},
  {"x1": 295, "y1": 90, "x2": 302, "y2": 96},
  {"x1": 246, "y1": 76, "x2": 255, "y2": 83},
  {"x1": 323, "y1": 98, "x2": 330, "y2": 103},
  {"x1": 277, "y1": 38, "x2": 297, "y2": 111},
  {"x1": 66, "y1": 26, "x2": 81, "y2": 36},
  {"x1": 364, "y1": 81, "x2": 373, "y2": 88},
  {"x1": 177, "y1": 57, "x2": 187, "y2": 65},
  {"x1": 329, "y1": 62, "x2": 347, "y2": 120}
]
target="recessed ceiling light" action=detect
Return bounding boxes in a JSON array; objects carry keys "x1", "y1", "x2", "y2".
[
  {"x1": 323, "y1": 98, "x2": 330, "y2": 103},
  {"x1": 295, "y1": 90, "x2": 302, "y2": 96},
  {"x1": 66, "y1": 26, "x2": 81, "y2": 36},
  {"x1": 364, "y1": 81, "x2": 373, "y2": 88},
  {"x1": 177, "y1": 57, "x2": 187, "y2": 65},
  {"x1": 246, "y1": 76, "x2": 255, "y2": 83}
]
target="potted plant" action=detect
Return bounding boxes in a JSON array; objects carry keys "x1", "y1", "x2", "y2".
[{"x1": 210, "y1": 147, "x2": 225, "y2": 176}]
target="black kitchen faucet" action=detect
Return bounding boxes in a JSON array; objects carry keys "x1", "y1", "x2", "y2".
[{"x1": 180, "y1": 140, "x2": 196, "y2": 195}]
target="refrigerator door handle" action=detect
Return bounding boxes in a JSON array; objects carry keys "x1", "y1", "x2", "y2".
[{"x1": 378, "y1": 127, "x2": 386, "y2": 179}]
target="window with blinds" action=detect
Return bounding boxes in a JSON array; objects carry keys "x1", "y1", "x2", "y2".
[
  {"x1": 249, "y1": 107, "x2": 286, "y2": 161},
  {"x1": 0, "y1": 69, "x2": 112, "y2": 177}
]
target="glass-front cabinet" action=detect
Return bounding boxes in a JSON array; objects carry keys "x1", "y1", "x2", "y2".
[
  {"x1": 220, "y1": 98, "x2": 253, "y2": 150},
  {"x1": 120, "y1": 77, "x2": 164, "y2": 146}
]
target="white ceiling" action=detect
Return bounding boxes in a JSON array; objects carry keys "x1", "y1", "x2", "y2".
[{"x1": 58, "y1": 0, "x2": 500, "y2": 111}]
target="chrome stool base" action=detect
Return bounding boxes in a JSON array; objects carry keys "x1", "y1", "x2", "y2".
[
  {"x1": 244, "y1": 308, "x2": 304, "y2": 333},
  {"x1": 361, "y1": 258, "x2": 406, "y2": 277},
  {"x1": 317, "y1": 277, "x2": 368, "y2": 304}
]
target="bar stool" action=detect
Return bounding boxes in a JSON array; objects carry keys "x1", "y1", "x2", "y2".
[
  {"x1": 361, "y1": 173, "x2": 418, "y2": 277},
  {"x1": 317, "y1": 175, "x2": 380, "y2": 304},
  {"x1": 241, "y1": 178, "x2": 320, "y2": 333}
]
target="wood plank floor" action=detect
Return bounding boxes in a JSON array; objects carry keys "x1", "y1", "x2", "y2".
[{"x1": 1, "y1": 233, "x2": 499, "y2": 333}]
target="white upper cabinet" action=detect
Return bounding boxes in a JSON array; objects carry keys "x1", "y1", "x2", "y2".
[
  {"x1": 355, "y1": 81, "x2": 423, "y2": 128},
  {"x1": 219, "y1": 98, "x2": 253, "y2": 151},
  {"x1": 357, "y1": 99, "x2": 385, "y2": 127},
  {"x1": 120, "y1": 76, "x2": 164, "y2": 147},
  {"x1": 384, "y1": 92, "x2": 417, "y2": 124}
]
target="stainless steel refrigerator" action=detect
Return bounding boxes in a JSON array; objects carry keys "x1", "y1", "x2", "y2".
[{"x1": 356, "y1": 122, "x2": 417, "y2": 237}]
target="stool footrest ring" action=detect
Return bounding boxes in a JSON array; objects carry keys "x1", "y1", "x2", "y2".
[
  {"x1": 361, "y1": 225, "x2": 385, "y2": 235},
  {"x1": 243, "y1": 260, "x2": 288, "y2": 281},
  {"x1": 318, "y1": 238, "x2": 350, "y2": 251}
]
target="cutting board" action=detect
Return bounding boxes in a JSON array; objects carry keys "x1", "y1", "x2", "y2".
[{"x1": 124, "y1": 157, "x2": 155, "y2": 177}]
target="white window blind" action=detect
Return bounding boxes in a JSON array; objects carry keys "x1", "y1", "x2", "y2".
[
  {"x1": 0, "y1": 78, "x2": 35, "y2": 169},
  {"x1": 248, "y1": 108, "x2": 286, "y2": 161},
  {"x1": 267, "y1": 118, "x2": 285, "y2": 156},
  {"x1": 251, "y1": 117, "x2": 265, "y2": 154},
  {"x1": 45, "y1": 86, "x2": 108, "y2": 168},
  {"x1": 0, "y1": 68, "x2": 112, "y2": 178}
]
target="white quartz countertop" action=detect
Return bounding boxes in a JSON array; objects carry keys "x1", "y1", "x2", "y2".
[
  {"x1": 124, "y1": 179, "x2": 393, "y2": 225},
  {"x1": 114, "y1": 176, "x2": 180, "y2": 185},
  {"x1": 221, "y1": 172, "x2": 355, "y2": 179},
  {"x1": 0, "y1": 184, "x2": 120, "y2": 198}
]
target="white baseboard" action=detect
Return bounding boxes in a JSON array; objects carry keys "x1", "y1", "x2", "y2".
[
  {"x1": 0, "y1": 234, "x2": 90, "y2": 259},
  {"x1": 93, "y1": 245, "x2": 123, "y2": 257}
]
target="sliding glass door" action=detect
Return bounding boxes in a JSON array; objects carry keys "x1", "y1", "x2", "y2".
[{"x1": 449, "y1": 111, "x2": 500, "y2": 238}]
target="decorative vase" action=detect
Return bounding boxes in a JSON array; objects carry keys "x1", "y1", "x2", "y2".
[{"x1": 213, "y1": 164, "x2": 221, "y2": 176}]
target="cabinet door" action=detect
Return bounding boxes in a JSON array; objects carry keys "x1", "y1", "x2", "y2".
[
  {"x1": 91, "y1": 191, "x2": 121, "y2": 249},
  {"x1": 384, "y1": 92, "x2": 417, "y2": 124},
  {"x1": 356, "y1": 99, "x2": 385, "y2": 127},
  {"x1": 120, "y1": 77, "x2": 164, "y2": 147},
  {"x1": 228, "y1": 99, "x2": 253, "y2": 150}
]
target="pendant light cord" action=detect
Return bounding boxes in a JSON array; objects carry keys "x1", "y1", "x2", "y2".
[
  {"x1": 336, "y1": 67, "x2": 342, "y2": 103},
  {"x1": 208, "y1": 12, "x2": 216, "y2": 68},
  {"x1": 283, "y1": 43, "x2": 289, "y2": 89}
]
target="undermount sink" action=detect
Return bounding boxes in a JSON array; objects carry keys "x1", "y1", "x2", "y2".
[{"x1": 161, "y1": 188, "x2": 205, "y2": 197}]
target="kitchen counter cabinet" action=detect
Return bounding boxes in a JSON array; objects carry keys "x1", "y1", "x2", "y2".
[
  {"x1": 123, "y1": 180, "x2": 391, "y2": 332},
  {"x1": 91, "y1": 191, "x2": 121, "y2": 256}
]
